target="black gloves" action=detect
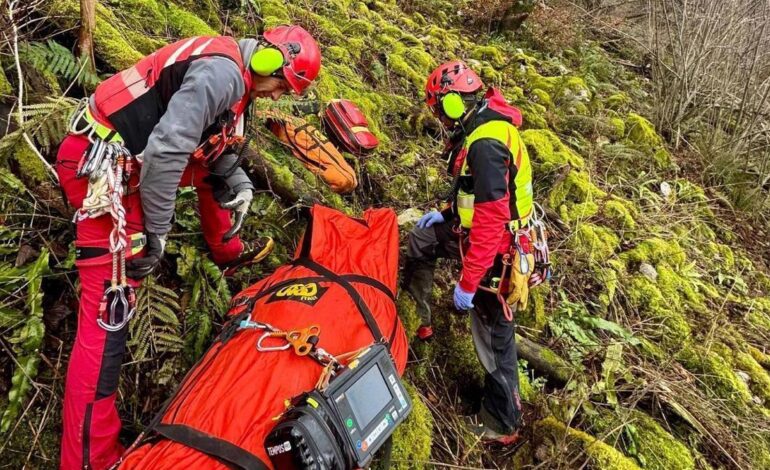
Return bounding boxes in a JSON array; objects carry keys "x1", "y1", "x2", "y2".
[{"x1": 126, "y1": 232, "x2": 166, "y2": 280}]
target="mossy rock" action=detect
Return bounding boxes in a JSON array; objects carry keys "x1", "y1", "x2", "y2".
[
  {"x1": 625, "y1": 275, "x2": 692, "y2": 348},
  {"x1": 603, "y1": 198, "x2": 636, "y2": 230},
  {"x1": 166, "y1": 3, "x2": 219, "y2": 37},
  {"x1": 534, "y1": 416, "x2": 641, "y2": 469},
  {"x1": 677, "y1": 344, "x2": 752, "y2": 405},
  {"x1": 605, "y1": 93, "x2": 631, "y2": 110},
  {"x1": 548, "y1": 170, "x2": 606, "y2": 208},
  {"x1": 734, "y1": 351, "x2": 770, "y2": 405},
  {"x1": 391, "y1": 381, "x2": 433, "y2": 468},
  {"x1": 590, "y1": 408, "x2": 695, "y2": 470},
  {"x1": 559, "y1": 200, "x2": 599, "y2": 225},
  {"x1": 620, "y1": 237, "x2": 687, "y2": 268},
  {"x1": 624, "y1": 113, "x2": 671, "y2": 168},
  {"x1": 608, "y1": 117, "x2": 626, "y2": 140},
  {"x1": 13, "y1": 142, "x2": 49, "y2": 184},
  {"x1": 571, "y1": 223, "x2": 620, "y2": 262},
  {"x1": 522, "y1": 128, "x2": 586, "y2": 170}
]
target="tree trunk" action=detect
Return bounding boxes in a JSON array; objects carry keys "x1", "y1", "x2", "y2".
[{"x1": 77, "y1": 0, "x2": 96, "y2": 71}]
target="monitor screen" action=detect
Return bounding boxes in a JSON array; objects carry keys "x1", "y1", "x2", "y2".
[{"x1": 346, "y1": 365, "x2": 393, "y2": 428}]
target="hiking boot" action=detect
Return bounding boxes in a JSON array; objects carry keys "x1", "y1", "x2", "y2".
[
  {"x1": 416, "y1": 325, "x2": 434, "y2": 341},
  {"x1": 465, "y1": 409, "x2": 521, "y2": 445},
  {"x1": 221, "y1": 236, "x2": 275, "y2": 276}
]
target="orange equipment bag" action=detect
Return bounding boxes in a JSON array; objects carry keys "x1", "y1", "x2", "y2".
[
  {"x1": 117, "y1": 205, "x2": 407, "y2": 470},
  {"x1": 266, "y1": 112, "x2": 358, "y2": 194}
]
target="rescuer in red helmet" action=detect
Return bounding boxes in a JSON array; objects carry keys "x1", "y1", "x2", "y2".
[
  {"x1": 402, "y1": 60, "x2": 533, "y2": 443},
  {"x1": 55, "y1": 25, "x2": 321, "y2": 469}
]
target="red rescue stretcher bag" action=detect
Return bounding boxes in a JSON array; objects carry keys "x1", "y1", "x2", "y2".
[
  {"x1": 323, "y1": 99, "x2": 379, "y2": 156},
  {"x1": 118, "y1": 205, "x2": 408, "y2": 470}
]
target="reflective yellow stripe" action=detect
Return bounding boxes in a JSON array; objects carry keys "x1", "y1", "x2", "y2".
[
  {"x1": 457, "y1": 191, "x2": 475, "y2": 229},
  {"x1": 85, "y1": 107, "x2": 124, "y2": 143},
  {"x1": 350, "y1": 126, "x2": 369, "y2": 133}
]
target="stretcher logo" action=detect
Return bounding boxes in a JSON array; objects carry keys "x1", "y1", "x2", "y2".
[{"x1": 267, "y1": 282, "x2": 328, "y2": 306}]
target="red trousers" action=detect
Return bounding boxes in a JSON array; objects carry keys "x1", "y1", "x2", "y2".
[{"x1": 57, "y1": 134, "x2": 243, "y2": 469}]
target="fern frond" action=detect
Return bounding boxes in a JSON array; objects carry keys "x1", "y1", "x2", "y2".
[
  {"x1": 21, "y1": 40, "x2": 101, "y2": 89},
  {"x1": 0, "y1": 97, "x2": 79, "y2": 154}
]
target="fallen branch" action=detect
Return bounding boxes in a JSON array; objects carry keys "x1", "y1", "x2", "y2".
[{"x1": 516, "y1": 334, "x2": 578, "y2": 386}]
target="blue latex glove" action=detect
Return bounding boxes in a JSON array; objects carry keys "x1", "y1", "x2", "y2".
[
  {"x1": 417, "y1": 210, "x2": 445, "y2": 229},
  {"x1": 453, "y1": 284, "x2": 475, "y2": 311}
]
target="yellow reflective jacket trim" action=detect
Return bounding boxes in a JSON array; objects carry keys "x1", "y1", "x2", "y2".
[
  {"x1": 85, "y1": 106, "x2": 124, "y2": 143},
  {"x1": 457, "y1": 120, "x2": 533, "y2": 230}
]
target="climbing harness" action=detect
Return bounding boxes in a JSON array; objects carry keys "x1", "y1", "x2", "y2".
[
  {"x1": 70, "y1": 100, "x2": 140, "y2": 331},
  {"x1": 453, "y1": 201, "x2": 553, "y2": 321}
]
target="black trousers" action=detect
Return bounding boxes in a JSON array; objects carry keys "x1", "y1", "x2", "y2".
[{"x1": 403, "y1": 221, "x2": 522, "y2": 432}]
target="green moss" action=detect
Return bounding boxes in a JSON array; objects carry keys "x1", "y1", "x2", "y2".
[
  {"x1": 624, "y1": 113, "x2": 672, "y2": 167},
  {"x1": 597, "y1": 266, "x2": 620, "y2": 308},
  {"x1": 677, "y1": 344, "x2": 752, "y2": 404},
  {"x1": 606, "y1": 93, "x2": 631, "y2": 110},
  {"x1": 590, "y1": 409, "x2": 695, "y2": 470},
  {"x1": 559, "y1": 200, "x2": 599, "y2": 225},
  {"x1": 734, "y1": 351, "x2": 770, "y2": 404},
  {"x1": 519, "y1": 284, "x2": 549, "y2": 331},
  {"x1": 603, "y1": 198, "x2": 636, "y2": 230},
  {"x1": 749, "y1": 346, "x2": 770, "y2": 369},
  {"x1": 518, "y1": 101, "x2": 549, "y2": 129},
  {"x1": 471, "y1": 45, "x2": 506, "y2": 68},
  {"x1": 0, "y1": 58, "x2": 12, "y2": 96},
  {"x1": 13, "y1": 142, "x2": 48, "y2": 183},
  {"x1": 620, "y1": 238, "x2": 687, "y2": 268},
  {"x1": 571, "y1": 224, "x2": 619, "y2": 263},
  {"x1": 258, "y1": 0, "x2": 292, "y2": 28},
  {"x1": 531, "y1": 88, "x2": 553, "y2": 107},
  {"x1": 396, "y1": 294, "x2": 420, "y2": 341},
  {"x1": 391, "y1": 381, "x2": 433, "y2": 468},
  {"x1": 518, "y1": 362, "x2": 536, "y2": 402},
  {"x1": 166, "y1": 3, "x2": 218, "y2": 36},
  {"x1": 702, "y1": 242, "x2": 735, "y2": 271},
  {"x1": 535, "y1": 416, "x2": 642, "y2": 470},
  {"x1": 609, "y1": 117, "x2": 626, "y2": 140},
  {"x1": 629, "y1": 410, "x2": 695, "y2": 470},
  {"x1": 626, "y1": 276, "x2": 691, "y2": 348},
  {"x1": 626, "y1": 113, "x2": 662, "y2": 148},
  {"x1": 522, "y1": 129, "x2": 585, "y2": 170}
]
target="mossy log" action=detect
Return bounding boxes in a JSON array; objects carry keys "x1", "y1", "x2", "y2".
[
  {"x1": 242, "y1": 146, "x2": 324, "y2": 205},
  {"x1": 534, "y1": 416, "x2": 642, "y2": 469},
  {"x1": 517, "y1": 334, "x2": 578, "y2": 386}
]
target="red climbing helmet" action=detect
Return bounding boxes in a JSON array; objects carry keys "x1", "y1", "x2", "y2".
[
  {"x1": 263, "y1": 25, "x2": 321, "y2": 94},
  {"x1": 425, "y1": 60, "x2": 484, "y2": 112}
]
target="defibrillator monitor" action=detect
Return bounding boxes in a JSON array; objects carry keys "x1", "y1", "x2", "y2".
[
  {"x1": 265, "y1": 343, "x2": 412, "y2": 469},
  {"x1": 326, "y1": 344, "x2": 411, "y2": 466}
]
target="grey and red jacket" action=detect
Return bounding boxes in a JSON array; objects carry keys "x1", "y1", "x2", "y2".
[
  {"x1": 88, "y1": 36, "x2": 259, "y2": 235},
  {"x1": 442, "y1": 88, "x2": 525, "y2": 292}
]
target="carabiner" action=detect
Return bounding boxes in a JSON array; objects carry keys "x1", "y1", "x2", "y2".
[
  {"x1": 97, "y1": 285, "x2": 135, "y2": 332},
  {"x1": 257, "y1": 332, "x2": 293, "y2": 352}
]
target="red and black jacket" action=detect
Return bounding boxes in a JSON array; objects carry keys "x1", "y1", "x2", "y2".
[
  {"x1": 89, "y1": 36, "x2": 252, "y2": 155},
  {"x1": 443, "y1": 88, "x2": 525, "y2": 292}
]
